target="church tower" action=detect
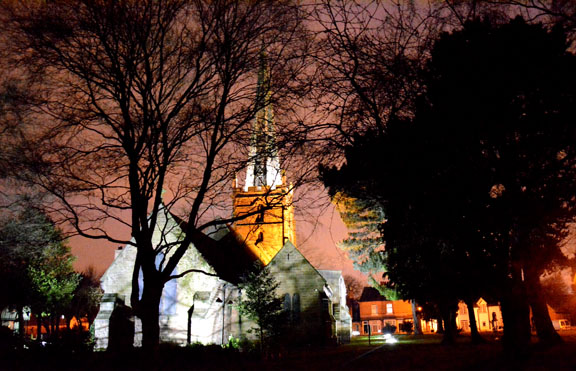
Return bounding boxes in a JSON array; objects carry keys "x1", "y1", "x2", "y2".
[{"x1": 232, "y1": 53, "x2": 296, "y2": 265}]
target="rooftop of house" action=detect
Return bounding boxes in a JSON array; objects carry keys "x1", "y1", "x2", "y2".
[{"x1": 359, "y1": 287, "x2": 388, "y2": 302}]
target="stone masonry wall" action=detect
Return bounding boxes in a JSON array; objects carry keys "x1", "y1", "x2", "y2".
[{"x1": 268, "y1": 242, "x2": 330, "y2": 344}]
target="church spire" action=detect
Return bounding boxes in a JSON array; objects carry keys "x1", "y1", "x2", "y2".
[{"x1": 244, "y1": 51, "x2": 283, "y2": 191}]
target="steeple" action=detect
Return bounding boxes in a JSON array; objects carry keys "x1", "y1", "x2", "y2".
[
  {"x1": 232, "y1": 52, "x2": 296, "y2": 265},
  {"x1": 244, "y1": 51, "x2": 283, "y2": 191}
]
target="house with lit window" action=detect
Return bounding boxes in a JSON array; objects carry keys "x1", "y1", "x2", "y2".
[
  {"x1": 455, "y1": 298, "x2": 503, "y2": 332},
  {"x1": 351, "y1": 287, "x2": 414, "y2": 335},
  {"x1": 456, "y1": 297, "x2": 572, "y2": 333}
]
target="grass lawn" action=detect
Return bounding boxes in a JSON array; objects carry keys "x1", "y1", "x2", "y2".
[
  {"x1": 258, "y1": 331, "x2": 576, "y2": 370},
  {"x1": 2, "y1": 331, "x2": 576, "y2": 370}
]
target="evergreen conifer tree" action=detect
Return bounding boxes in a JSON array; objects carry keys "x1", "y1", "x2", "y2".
[{"x1": 238, "y1": 265, "x2": 283, "y2": 352}]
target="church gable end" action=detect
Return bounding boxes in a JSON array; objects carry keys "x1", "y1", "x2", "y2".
[{"x1": 267, "y1": 241, "x2": 334, "y2": 344}]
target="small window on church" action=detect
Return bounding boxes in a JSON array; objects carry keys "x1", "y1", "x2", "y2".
[
  {"x1": 293, "y1": 294, "x2": 301, "y2": 322},
  {"x1": 283, "y1": 294, "x2": 291, "y2": 312},
  {"x1": 255, "y1": 231, "x2": 264, "y2": 245}
]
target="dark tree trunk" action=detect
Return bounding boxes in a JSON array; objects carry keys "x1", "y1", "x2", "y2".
[
  {"x1": 49, "y1": 315, "x2": 55, "y2": 339},
  {"x1": 525, "y1": 266, "x2": 562, "y2": 346},
  {"x1": 437, "y1": 316, "x2": 444, "y2": 334},
  {"x1": 439, "y1": 301, "x2": 457, "y2": 344},
  {"x1": 54, "y1": 314, "x2": 60, "y2": 337},
  {"x1": 411, "y1": 300, "x2": 422, "y2": 335},
  {"x1": 260, "y1": 327, "x2": 264, "y2": 353},
  {"x1": 131, "y1": 252, "x2": 143, "y2": 318},
  {"x1": 43, "y1": 315, "x2": 51, "y2": 339},
  {"x1": 140, "y1": 281, "x2": 163, "y2": 352},
  {"x1": 501, "y1": 267, "x2": 531, "y2": 357},
  {"x1": 36, "y1": 314, "x2": 41, "y2": 343},
  {"x1": 465, "y1": 298, "x2": 484, "y2": 344},
  {"x1": 187, "y1": 305, "x2": 194, "y2": 345}
]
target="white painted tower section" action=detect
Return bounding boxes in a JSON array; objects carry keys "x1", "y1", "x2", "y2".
[{"x1": 244, "y1": 53, "x2": 283, "y2": 191}]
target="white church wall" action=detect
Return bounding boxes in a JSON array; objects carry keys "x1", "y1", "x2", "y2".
[{"x1": 96, "y1": 208, "x2": 237, "y2": 348}]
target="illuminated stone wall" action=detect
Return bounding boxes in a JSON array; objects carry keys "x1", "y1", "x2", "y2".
[
  {"x1": 96, "y1": 182, "x2": 349, "y2": 349},
  {"x1": 267, "y1": 241, "x2": 334, "y2": 344},
  {"x1": 96, "y1": 208, "x2": 242, "y2": 349},
  {"x1": 320, "y1": 270, "x2": 352, "y2": 343},
  {"x1": 232, "y1": 183, "x2": 295, "y2": 265}
]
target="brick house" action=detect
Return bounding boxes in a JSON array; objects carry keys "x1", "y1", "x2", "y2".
[{"x1": 352, "y1": 287, "x2": 414, "y2": 335}]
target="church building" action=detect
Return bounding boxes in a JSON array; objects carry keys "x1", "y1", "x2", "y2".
[{"x1": 94, "y1": 58, "x2": 351, "y2": 350}]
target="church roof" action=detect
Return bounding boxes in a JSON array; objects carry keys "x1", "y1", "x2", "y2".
[
  {"x1": 318, "y1": 270, "x2": 343, "y2": 282},
  {"x1": 170, "y1": 212, "x2": 259, "y2": 284},
  {"x1": 268, "y1": 241, "x2": 331, "y2": 298}
]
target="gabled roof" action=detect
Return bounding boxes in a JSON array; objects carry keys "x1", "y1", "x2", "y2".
[
  {"x1": 268, "y1": 240, "x2": 331, "y2": 297},
  {"x1": 319, "y1": 270, "x2": 343, "y2": 282},
  {"x1": 359, "y1": 287, "x2": 388, "y2": 302},
  {"x1": 169, "y1": 212, "x2": 258, "y2": 284}
]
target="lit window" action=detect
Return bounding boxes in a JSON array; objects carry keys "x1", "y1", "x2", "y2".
[
  {"x1": 371, "y1": 304, "x2": 378, "y2": 315},
  {"x1": 386, "y1": 303, "x2": 393, "y2": 314}
]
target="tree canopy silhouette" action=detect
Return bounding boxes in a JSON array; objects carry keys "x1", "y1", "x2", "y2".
[{"x1": 322, "y1": 16, "x2": 576, "y2": 351}]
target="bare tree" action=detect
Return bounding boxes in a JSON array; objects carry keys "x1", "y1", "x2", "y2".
[
  {"x1": 343, "y1": 274, "x2": 363, "y2": 301},
  {"x1": 306, "y1": 0, "x2": 449, "y2": 150},
  {"x1": 488, "y1": 0, "x2": 576, "y2": 29},
  {"x1": 307, "y1": 0, "x2": 451, "y2": 318},
  {"x1": 2, "y1": 0, "x2": 309, "y2": 350}
]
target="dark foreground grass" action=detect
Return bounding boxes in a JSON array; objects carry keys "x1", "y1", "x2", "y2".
[{"x1": 2, "y1": 331, "x2": 576, "y2": 370}]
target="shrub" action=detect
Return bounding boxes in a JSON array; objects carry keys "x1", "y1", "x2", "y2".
[
  {"x1": 399, "y1": 321, "x2": 413, "y2": 334},
  {"x1": 383, "y1": 324, "x2": 397, "y2": 334}
]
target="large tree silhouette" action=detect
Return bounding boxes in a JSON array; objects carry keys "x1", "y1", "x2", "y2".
[
  {"x1": 323, "y1": 17, "x2": 576, "y2": 352},
  {"x1": 2, "y1": 0, "x2": 308, "y2": 350}
]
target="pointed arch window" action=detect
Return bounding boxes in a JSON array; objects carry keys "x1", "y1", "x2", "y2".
[
  {"x1": 292, "y1": 294, "x2": 301, "y2": 322},
  {"x1": 283, "y1": 293, "x2": 291, "y2": 312},
  {"x1": 138, "y1": 252, "x2": 177, "y2": 316},
  {"x1": 255, "y1": 231, "x2": 264, "y2": 245}
]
